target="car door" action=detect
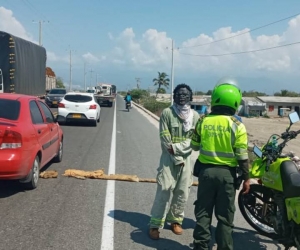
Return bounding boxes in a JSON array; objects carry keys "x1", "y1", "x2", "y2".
[
  {"x1": 38, "y1": 101, "x2": 59, "y2": 159},
  {"x1": 29, "y1": 100, "x2": 52, "y2": 165},
  {"x1": 94, "y1": 96, "x2": 101, "y2": 119}
]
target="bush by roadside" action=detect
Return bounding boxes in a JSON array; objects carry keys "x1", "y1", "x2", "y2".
[
  {"x1": 120, "y1": 89, "x2": 170, "y2": 117},
  {"x1": 142, "y1": 98, "x2": 171, "y2": 117}
]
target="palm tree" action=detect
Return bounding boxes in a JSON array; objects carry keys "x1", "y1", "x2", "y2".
[{"x1": 153, "y1": 72, "x2": 170, "y2": 98}]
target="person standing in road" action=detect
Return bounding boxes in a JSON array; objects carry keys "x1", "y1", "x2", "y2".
[
  {"x1": 191, "y1": 78, "x2": 250, "y2": 250},
  {"x1": 148, "y1": 83, "x2": 199, "y2": 240}
]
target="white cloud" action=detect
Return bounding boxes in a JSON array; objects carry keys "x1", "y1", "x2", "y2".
[
  {"x1": 0, "y1": 7, "x2": 34, "y2": 41},
  {"x1": 47, "y1": 51, "x2": 69, "y2": 62},
  {"x1": 108, "y1": 32, "x2": 114, "y2": 40},
  {"x1": 3, "y1": 5, "x2": 300, "y2": 88},
  {"x1": 0, "y1": 7, "x2": 65, "y2": 64},
  {"x1": 82, "y1": 52, "x2": 103, "y2": 63},
  {"x1": 107, "y1": 15, "x2": 300, "y2": 78},
  {"x1": 107, "y1": 28, "x2": 171, "y2": 71}
]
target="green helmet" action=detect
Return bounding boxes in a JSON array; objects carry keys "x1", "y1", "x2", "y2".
[{"x1": 211, "y1": 77, "x2": 242, "y2": 111}]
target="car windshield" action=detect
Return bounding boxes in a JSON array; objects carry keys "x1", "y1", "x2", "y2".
[
  {"x1": 64, "y1": 94, "x2": 92, "y2": 103},
  {"x1": 49, "y1": 89, "x2": 67, "y2": 95},
  {"x1": 0, "y1": 99, "x2": 20, "y2": 120}
]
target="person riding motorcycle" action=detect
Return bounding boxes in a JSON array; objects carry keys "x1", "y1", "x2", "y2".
[
  {"x1": 124, "y1": 92, "x2": 132, "y2": 108},
  {"x1": 191, "y1": 77, "x2": 250, "y2": 250}
]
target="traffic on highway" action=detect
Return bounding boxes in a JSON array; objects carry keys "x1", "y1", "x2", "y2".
[{"x1": 0, "y1": 95, "x2": 286, "y2": 250}]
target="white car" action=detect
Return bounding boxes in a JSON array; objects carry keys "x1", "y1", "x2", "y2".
[{"x1": 57, "y1": 92, "x2": 101, "y2": 126}]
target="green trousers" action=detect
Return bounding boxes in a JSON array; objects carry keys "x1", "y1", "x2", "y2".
[
  {"x1": 149, "y1": 162, "x2": 193, "y2": 228},
  {"x1": 193, "y1": 163, "x2": 236, "y2": 250}
]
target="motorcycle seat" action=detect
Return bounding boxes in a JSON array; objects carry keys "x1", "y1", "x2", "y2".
[{"x1": 281, "y1": 160, "x2": 300, "y2": 198}]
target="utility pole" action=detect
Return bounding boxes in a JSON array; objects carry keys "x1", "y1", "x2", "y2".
[
  {"x1": 69, "y1": 50, "x2": 72, "y2": 91},
  {"x1": 32, "y1": 20, "x2": 49, "y2": 46},
  {"x1": 89, "y1": 69, "x2": 94, "y2": 88},
  {"x1": 135, "y1": 78, "x2": 141, "y2": 89},
  {"x1": 170, "y1": 39, "x2": 175, "y2": 105},
  {"x1": 67, "y1": 48, "x2": 76, "y2": 91},
  {"x1": 96, "y1": 73, "x2": 99, "y2": 85},
  {"x1": 84, "y1": 62, "x2": 87, "y2": 91}
]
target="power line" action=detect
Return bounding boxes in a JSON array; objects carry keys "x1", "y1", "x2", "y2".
[
  {"x1": 178, "y1": 41, "x2": 300, "y2": 57},
  {"x1": 179, "y1": 12, "x2": 300, "y2": 49},
  {"x1": 22, "y1": 0, "x2": 68, "y2": 47}
]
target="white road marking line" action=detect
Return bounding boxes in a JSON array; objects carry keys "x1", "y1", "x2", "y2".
[{"x1": 100, "y1": 102, "x2": 116, "y2": 250}]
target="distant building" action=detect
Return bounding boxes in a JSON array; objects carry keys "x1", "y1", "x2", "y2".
[
  {"x1": 191, "y1": 95, "x2": 300, "y2": 118},
  {"x1": 191, "y1": 95, "x2": 211, "y2": 115},
  {"x1": 241, "y1": 97, "x2": 266, "y2": 117},
  {"x1": 150, "y1": 93, "x2": 300, "y2": 118},
  {"x1": 256, "y1": 96, "x2": 300, "y2": 117},
  {"x1": 45, "y1": 67, "x2": 56, "y2": 91}
]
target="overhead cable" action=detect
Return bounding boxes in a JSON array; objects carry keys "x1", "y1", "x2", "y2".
[
  {"x1": 178, "y1": 41, "x2": 300, "y2": 57},
  {"x1": 180, "y1": 12, "x2": 300, "y2": 49}
]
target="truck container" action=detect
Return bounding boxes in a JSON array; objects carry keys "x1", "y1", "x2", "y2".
[
  {"x1": 92, "y1": 83, "x2": 116, "y2": 107},
  {"x1": 0, "y1": 31, "x2": 47, "y2": 96},
  {"x1": 46, "y1": 67, "x2": 56, "y2": 91}
]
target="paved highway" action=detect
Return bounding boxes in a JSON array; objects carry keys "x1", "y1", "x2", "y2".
[{"x1": 0, "y1": 95, "x2": 287, "y2": 250}]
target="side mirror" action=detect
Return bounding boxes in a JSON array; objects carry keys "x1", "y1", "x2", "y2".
[
  {"x1": 46, "y1": 117, "x2": 54, "y2": 123},
  {"x1": 289, "y1": 112, "x2": 300, "y2": 124},
  {"x1": 253, "y1": 145, "x2": 263, "y2": 158}
]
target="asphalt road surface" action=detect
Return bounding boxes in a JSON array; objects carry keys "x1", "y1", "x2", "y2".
[{"x1": 0, "y1": 95, "x2": 289, "y2": 250}]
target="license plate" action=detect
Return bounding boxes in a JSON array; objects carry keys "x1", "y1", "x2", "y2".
[
  {"x1": 72, "y1": 114, "x2": 81, "y2": 118},
  {"x1": 52, "y1": 101, "x2": 58, "y2": 104}
]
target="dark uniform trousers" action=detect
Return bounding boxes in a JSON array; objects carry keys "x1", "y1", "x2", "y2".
[{"x1": 193, "y1": 162, "x2": 236, "y2": 250}]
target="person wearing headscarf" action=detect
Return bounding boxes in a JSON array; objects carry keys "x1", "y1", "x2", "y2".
[{"x1": 148, "y1": 83, "x2": 199, "y2": 240}]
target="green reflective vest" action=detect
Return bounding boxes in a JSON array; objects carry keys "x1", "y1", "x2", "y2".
[{"x1": 191, "y1": 115, "x2": 248, "y2": 167}]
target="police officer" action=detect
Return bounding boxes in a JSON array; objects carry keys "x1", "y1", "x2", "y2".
[{"x1": 191, "y1": 78, "x2": 250, "y2": 250}]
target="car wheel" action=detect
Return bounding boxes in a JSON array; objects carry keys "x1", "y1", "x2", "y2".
[
  {"x1": 21, "y1": 155, "x2": 40, "y2": 190},
  {"x1": 53, "y1": 139, "x2": 63, "y2": 163},
  {"x1": 92, "y1": 120, "x2": 97, "y2": 127},
  {"x1": 97, "y1": 114, "x2": 100, "y2": 123}
]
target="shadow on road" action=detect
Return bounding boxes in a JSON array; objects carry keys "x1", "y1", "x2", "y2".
[
  {"x1": 110, "y1": 210, "x2": 282, "y2": 250},
  {"x1": 110, "y1": 210, "x2": 192, "y2": 250},
  {"x1": 232, "y1": 226, "x2": 283, "y2": 250},
  {"x1": 0, "y1": 161, "x2": 53, "y2": 198},
  {"x1": 118, "y1": 109, "x2": 131, "y2": 112}
]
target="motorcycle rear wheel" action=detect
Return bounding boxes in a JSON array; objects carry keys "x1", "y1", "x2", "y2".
[
  {"x1": 238, "y1": 184, "x2": 278, "y2": 239},
  {"x1": 294, "y1": 232, "x2": 300, "y2": 250}
]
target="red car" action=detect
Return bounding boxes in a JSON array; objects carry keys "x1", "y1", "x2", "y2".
[{"x1": 0, "y1": 93, "x2": 63, "y2": 189}]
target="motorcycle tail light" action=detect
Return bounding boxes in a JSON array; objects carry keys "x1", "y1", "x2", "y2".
[{"x1": 0, "y1": 130, "x2": 22, "y2": 149}]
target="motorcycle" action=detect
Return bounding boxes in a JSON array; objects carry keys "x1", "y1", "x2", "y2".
[
  {"x1": 238, "y1": 111, "x2": 300, "y2": 249},
  {"x1": 125, "y1": 101, "x2": 131, "y2": 112}
]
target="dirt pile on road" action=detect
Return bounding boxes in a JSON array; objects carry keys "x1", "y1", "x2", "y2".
[
  {"x1": 62, "y1": 169, "x2": 140, "y2": 182},
  {"x1": 40, "y1": 170, "x2": 58, "y2": 178}
]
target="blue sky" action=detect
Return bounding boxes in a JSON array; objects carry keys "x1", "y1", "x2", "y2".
[{"x1": 1, "y1": 0, "x2": 300, "y2": 94}]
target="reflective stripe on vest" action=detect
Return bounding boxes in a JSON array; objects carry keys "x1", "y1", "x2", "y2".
[{"x1": 198, "y1": 116, "x2": 243, "y2": 167}]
